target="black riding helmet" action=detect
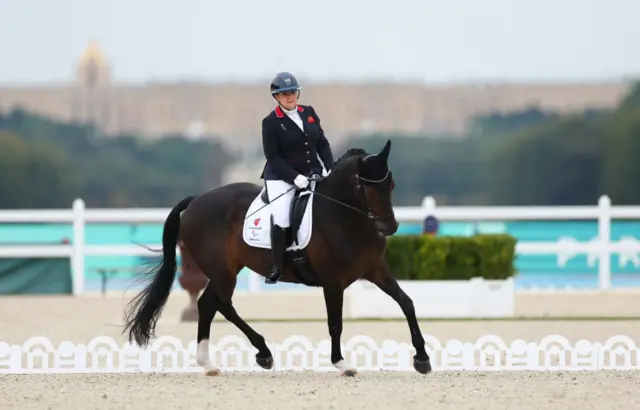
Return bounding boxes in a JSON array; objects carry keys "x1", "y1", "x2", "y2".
[{"x1": 270, "y1": 72, "x2": 302, "y2": 96}]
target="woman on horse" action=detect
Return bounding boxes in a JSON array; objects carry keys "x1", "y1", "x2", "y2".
[{"x1": 260, "y1": 71, "x2": 335, "y2": 284}]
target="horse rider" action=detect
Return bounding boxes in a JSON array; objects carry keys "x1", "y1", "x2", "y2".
[{"x1": 260, "y1": 71, "x2": 335, "y2": 284}]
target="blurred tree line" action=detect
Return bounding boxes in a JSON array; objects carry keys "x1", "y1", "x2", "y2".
[
  {"x1": 1, "y1": 82, "x2": 639, "y2": 209},
  {"x1": 342, "y1": 82, "x2": 640, "y2": 206},
  {"x1": 0, "y1": 109, "x2": 234, "y2": 208}
]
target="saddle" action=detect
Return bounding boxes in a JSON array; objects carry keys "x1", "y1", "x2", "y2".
[
  {"x1": 260, "y1": 184, "x2": 310, "y2": 249},
  {"x1": 261, "y1": 182, "x2": 318, "y2": 286}
]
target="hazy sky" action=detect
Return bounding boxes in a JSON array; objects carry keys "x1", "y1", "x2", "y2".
[{"x1": 1, "y1": 0, "x2": 638, "y2": 84}]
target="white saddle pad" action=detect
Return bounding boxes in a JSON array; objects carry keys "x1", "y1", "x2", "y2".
[{"x1": 242, "y1": 181, "x2": 316, "y2": 251}]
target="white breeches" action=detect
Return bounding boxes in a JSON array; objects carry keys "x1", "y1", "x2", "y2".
[{"x1": 265, "y1": 180, "x2": 296, "y2": 228}]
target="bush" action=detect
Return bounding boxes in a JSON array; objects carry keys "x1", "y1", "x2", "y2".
[{"x1": 384, "y1": 234, "x2": 517, "y2": 281}]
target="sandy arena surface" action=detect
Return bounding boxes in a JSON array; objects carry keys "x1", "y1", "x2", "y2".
[
  {"x1": 1, "y1": 293, "x2": 640, "y2": 409},
  {"x1": 1, "y1": 371, "x2": 640, "y2": 410}
]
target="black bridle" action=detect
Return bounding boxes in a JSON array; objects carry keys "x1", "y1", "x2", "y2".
[{"x1": 311, "y1": 166, "x2": 395, "y2": 222}]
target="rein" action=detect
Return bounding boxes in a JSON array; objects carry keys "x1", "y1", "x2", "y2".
[
  {"x1": 313, "y1": 167, "x2": 394, "y2": 222},
  {"x1": 312, "y1": 191, "x2": 377, "y2": 220}
]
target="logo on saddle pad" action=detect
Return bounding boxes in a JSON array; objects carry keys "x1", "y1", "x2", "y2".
[{"x1": 248, "y1": 217, "x2": 263, "y2": 239}]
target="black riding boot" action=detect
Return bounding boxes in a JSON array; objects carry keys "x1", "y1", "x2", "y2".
[{"x1": 265, "y1": 224, "x2": 286, "y2": 284}]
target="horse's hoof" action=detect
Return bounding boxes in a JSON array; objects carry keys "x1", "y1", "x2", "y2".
[
  {"x1": 413, "y1": 358, "x2": 432, "y2": 374},
  {"x1": 256, "y1": 354, "x2": 274, "y2": 370},
  {"x1": 204, "y1": 368, "x2": 221, "y2": 376},
  {"x1": 264, "y1": 276, "x2": 280, "y2": 285},
  {"x1": 333, "y1": 360, "x2": 358, "y2": 377},
  {"x1": 341, "y1": 369, "x2": 358, "y2": 377}
]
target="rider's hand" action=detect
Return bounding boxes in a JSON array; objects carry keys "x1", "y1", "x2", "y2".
[{"x1": 293, "y1": 174, "x2": 310, "y2": 190}]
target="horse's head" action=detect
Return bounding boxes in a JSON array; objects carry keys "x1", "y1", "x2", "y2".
[
  {"x1": 354, "y1": 139, "x2": 398, "y2": 236},
  {"x1": 324, "y1": 140, "x2": 398, "y2": 236}
]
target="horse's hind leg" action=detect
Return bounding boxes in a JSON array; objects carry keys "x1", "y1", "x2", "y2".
[
  {"x1": 216, "y1": 296, "x2": 274, "y2": 370},
  {"x1": 196, "y1": 282, "x2": 221, "y2": 376},
  {"x1": 364, "y1": 262, "x2": 431, "y2": 374}
]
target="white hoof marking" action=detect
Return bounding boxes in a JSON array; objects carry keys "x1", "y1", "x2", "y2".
[
  {"x1": 196, "y1": 339, "x2": 220, "y2": 375},
  {"x1": 334, "y1": 360, "x2": 358, "y2": 376}
]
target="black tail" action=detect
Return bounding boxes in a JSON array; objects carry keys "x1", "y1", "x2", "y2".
[{"x1": 123, "y1": 195, "x2": 195, "y2": 347}]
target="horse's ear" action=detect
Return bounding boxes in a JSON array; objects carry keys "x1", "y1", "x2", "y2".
[{"x1": 379, "y1": 139, "x2": 391, "y2": 161}]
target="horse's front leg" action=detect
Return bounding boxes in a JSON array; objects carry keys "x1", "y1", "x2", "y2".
[
  {"x1": 364, "y1": 262, "x2": 432, "y2": 374},
  {"x1": 322, "y1": 283, "x2": 357, "y2": 376}
]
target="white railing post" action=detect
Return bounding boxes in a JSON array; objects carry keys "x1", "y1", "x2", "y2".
[
  {"x1": 597, "y1": 195, "x2": 612, "y2": 290},
  {"x1": 422, "y1": 196, "x2": 437, "y2": 219},
  {"x1": 71, "y1": 198, "x2": 86, "y2": 295},
  {"x1": 0, "y1": 194, "x2": 638, "y2": 294}
]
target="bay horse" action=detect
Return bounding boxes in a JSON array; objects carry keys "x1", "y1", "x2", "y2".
[{"x1": 123, "y1": 139, "x2": 432, "y2": 376}]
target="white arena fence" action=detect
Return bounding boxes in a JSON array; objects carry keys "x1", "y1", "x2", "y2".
[
  {"x1": 1, "y1": 334, "x2": 639, "y2": 374},
  {"x1": 0, "y1": 195, "x2": 639, "y2": 294}
]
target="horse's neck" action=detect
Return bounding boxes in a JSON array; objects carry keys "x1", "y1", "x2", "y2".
[
  {"x1": 317, "y1": 175, "x2": 359, "y2": 207},
  {"x1": 315, "y1": 175, "x2": 376, "y2": 234}
]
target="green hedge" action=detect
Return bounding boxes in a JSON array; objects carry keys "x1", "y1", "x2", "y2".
[{"x1": 384, "y1": 234, "x2": 517, "y2": 280}]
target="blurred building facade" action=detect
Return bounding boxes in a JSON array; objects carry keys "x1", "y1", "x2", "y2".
[{"x1": 0, "y1": 42, "x2": 634, "y2": 183}]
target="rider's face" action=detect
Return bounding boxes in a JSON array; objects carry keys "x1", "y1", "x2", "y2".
[{"x1": 275, "y1": 91, "x2": 298, "y2": 110}]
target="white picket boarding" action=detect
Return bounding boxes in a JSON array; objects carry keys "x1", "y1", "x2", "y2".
[{"x1": 1, "y1": 334, "x2": 639, "y2": 374}]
